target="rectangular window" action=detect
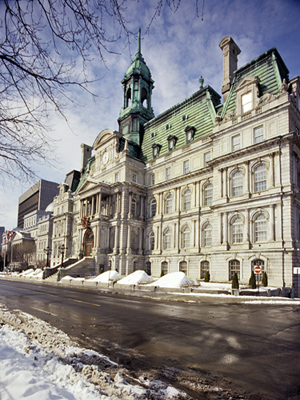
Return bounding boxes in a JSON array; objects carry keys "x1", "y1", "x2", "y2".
[
  {"x1": 204, "y1": 152, "x2": 211, "y2": 166},
  {"x1": 232, "y1": 134, "x2": 241, "y2": 151},
  {"x1": 184, "y1": 160, "x2": 190, "y2": 174},
  {"x1": 166, "y1": 167, "x2": 171, "y2": 180},
  {"x1": 150, "y1": 173, "x2": 155, "y2": 185},
  {"x1": 242, "y1": 92, "x2": 252, "y2": 113},
  {"x1": 132, "y1": 173, "x2": 137, "y2": 183},
  {"x1": 254, "y1": 126, "x2": 264, "y2": 144}
]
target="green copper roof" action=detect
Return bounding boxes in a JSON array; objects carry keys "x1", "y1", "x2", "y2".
[
  {"x1": 221, "y1": 48, "x2": 289, "y2": 118},
  {"x1": 141, "y1": 86, "x2": 220, "y2": 162},
  {"x1": 123, "y1": 29, "x2": 153, "y2": 83}
]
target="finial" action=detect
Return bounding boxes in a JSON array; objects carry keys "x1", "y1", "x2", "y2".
[
  {"x1": 199, "y1": 76, "x2": 204, "y2": 89},
  {"x1": 137, "y1": 28, "x2": 141, "y2": 55}
]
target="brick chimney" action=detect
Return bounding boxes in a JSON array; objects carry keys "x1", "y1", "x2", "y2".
[{"x1": 219, "y1": 36, "x2": 241, "y2": 102}]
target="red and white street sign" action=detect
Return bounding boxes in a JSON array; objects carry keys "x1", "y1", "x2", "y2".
[{"x1": 254, "y1": 265, "x2": 262, "y2": 274}]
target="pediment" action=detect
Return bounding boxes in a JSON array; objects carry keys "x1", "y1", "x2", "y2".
[
  {"x1": 93, "y1": 129, "x2": 120, "y2": 151},
  {"x1": 236, "y1": 76, "x2": 260, "y2": 92},
  {"x1": 76, "y1": 177, "x2": 99, "y2": 194}
]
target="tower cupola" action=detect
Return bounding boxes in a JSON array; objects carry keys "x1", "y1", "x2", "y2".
[{"x1": 118, "y1": 29, "x2": 155, "y2": 146}]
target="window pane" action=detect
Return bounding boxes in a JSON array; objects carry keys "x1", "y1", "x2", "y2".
[
  {"x1": 232, "y1": 217, "x2": 243, "y2": 243},
  {"x1": 184, "y1": 190, "x2": 191, "y2": 210},
  {"x1": 200, "y1": 261, "x2": 209, "y2": 279},
  {"x1": 242, "y1": 92, "x2": 252, "y2": 113},
  {"x1": 182, "y1": 228, "x2": 190, "y2": 248},
  {"x1": 166, "y1": 195, "x2": 172, "y2": 213},
  {"x1": 254, "y1": 164, "x2": 267, "y2": 192},
  {"x1": 164, "y1": 230, "x2": 171, "y2": 249},
  {"x1": 232, "y1": 171, "x2": 243, "y2": 196},
  {"x1": 232, "y1": 135, "x2": 241, "y2": 151},
  {"x1": 184, "y1": 160, "x2": 190, "y2": 174},
  {"x1": 149, "y1": 232, "x2": 155, "y2": 250},
  {"x1": 150, "y1": 199, "x2": 156, "y2": 217},
  {"x1": 254, "y1": 126, "x2": 264, "y2": 144},
  {"x1": 229, "y1": 260, "x2": 240, "y2": 280},
  {"x1": 255, "y1": 214, "x2": 267, "y2": 242},
  {"x1": 204, "y1": 184, "x2": 213, "y2": 205},
  {"x1": 204, "y1": 224, "x2": 212, "y2": 246}
]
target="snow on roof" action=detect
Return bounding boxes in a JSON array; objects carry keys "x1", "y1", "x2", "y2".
[
  {"x1": 117, "y1": 270, "x2": 153, "y2": 285},
  {"x1": 147, "y1": 272, "x2": 192, "y2": 288},
  {"x1": 90, "y1": 270, "x2": 120, "y2": 283}
]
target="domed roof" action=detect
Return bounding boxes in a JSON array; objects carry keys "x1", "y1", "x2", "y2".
[{"x1": 45, "y1": 202, "x2": 54, "y2": 213}]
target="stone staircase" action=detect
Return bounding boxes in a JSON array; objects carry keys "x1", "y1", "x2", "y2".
[{"x1": 59, "y1": 257, "x2": 96, "y2": 279}]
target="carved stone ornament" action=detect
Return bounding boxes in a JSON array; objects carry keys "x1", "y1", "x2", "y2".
[
  {"x1": 280, "y1": 78, "x2": 289, "y2": 93},
  {"x1": 257, "y1": 92, "x2": 276, "y2": 105},
  {"x1": 224, "y1": 110, "x2": 235, "y2": 122}
]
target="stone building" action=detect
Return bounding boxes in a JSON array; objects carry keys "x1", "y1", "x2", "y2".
[{"x1": 52, "y1": 33, "x2": 300, "y2": 290}]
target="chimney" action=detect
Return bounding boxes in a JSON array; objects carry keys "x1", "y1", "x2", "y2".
[
  {"x1": 81, "y1": 143, "x2": 92, "y2": 173},
  {"x1": 219, "y1": 36, "x2": 241, "y2": 102}
]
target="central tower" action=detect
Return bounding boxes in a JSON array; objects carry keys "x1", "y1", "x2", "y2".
[{"x1": 118, "y1": 29, "x2": 155, "y2": 146}]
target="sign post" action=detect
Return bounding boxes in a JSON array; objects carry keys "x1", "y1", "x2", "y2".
[{"x1": 254, "y1": 265, "x2": 262, "y2": 295}]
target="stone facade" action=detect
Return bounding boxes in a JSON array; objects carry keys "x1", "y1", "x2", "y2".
[{"x1": 51, "y1": 36, "x2": 300, "y2": 290}]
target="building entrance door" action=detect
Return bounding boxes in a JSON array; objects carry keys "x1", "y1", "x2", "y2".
[{"x1": 84, "y1": 230, "x2": 94, "y2": 256}]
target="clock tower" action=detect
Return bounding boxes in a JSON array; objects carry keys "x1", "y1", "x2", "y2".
[{"x1": 118, "y1": 29, "x2": 155, "y2": 146}]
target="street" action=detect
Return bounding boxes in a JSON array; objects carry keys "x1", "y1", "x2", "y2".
[{"x1": 0, "y1": 279, "x2": 299, "y2": 399}]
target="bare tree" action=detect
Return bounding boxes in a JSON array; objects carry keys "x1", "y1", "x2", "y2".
[
  {"x1": 0, "y1": 0, "x2": 203, "y2": 183},
  {"x1": 0, "y1": 0, "x2": 131, "y2": 182}
]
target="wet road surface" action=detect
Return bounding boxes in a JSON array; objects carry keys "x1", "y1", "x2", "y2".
[{"x1": 0, "y1": 279, "x2": 299, "y2": 399}]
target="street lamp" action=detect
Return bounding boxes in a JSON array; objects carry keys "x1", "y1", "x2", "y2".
[
  {"x1": 44, "y1": 246, "x2": 52, "y2": 268},
  {"x1": 59, "y1": 244, "x2": 67, "y2": 268}
]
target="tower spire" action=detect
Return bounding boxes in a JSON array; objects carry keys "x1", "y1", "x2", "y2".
[{"x1": 137, "y1": 28, "x2": 141, "y2": 56}]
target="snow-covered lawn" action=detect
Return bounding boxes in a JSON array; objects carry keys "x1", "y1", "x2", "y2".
[{"x1": 0, "y1": 304, "x2": 190, "y2": 400}]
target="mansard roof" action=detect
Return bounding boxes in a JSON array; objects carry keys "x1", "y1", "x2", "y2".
[
  {"x1": 141, "y1": 85, "x2": 220, "y2": 162},
  {"x1": 221, "y1": 47, "x2": 289, "y2": 118}
]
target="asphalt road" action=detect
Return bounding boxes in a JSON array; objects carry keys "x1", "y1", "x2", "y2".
[{"x1": 0, "y1": 279, "x2": 299, "y2": 399}]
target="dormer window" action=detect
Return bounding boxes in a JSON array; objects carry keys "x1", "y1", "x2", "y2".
[
  {"x1": 151, "y1": 132, "x2": 156, "y2": 138},
  {"x1": 242, "y1": 92, "x2": 252, "y2": 113},
  {"x1": 167, "y1": 135, "x2": 177, "y2": 151},
  {"x1": 182, "y1": 115, "x2": 188, "y2": 122},
  {"x1": 152, "y1": 143, "x2": 161, "y2": 158},
  {"x1": 166, "y1": 123, "x2": 171, "y2": 130},
  {"x1": 185, "y1": 126, "x2": 196, "y2": 142}
]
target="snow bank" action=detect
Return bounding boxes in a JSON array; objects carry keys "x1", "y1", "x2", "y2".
[
  {"x1": 90, "y1": 270, "x2": 120, "y2": 283},
  {"x1": 117, "y1": 270, "x2": 153, "y2": 285},
  {"x1": 0, "y1": 304, "x2": 189, "y2": 400},
  {"x1": 148, "y1": 272, "x2": 192, "y2": 288}
]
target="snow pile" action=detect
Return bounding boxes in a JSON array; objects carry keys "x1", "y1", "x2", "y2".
[
  {"x1": 60, "y1": 275, "x2": 85, "y2": 282},
  {"x1": 148, "y1": 272, "x2": 192, "y2": 288},
  {"x1": 0, "y1": 304, "x2": 189, "y2": 400},
  {"x1": 90, "y1": 270, "x2": 120, "y2": 283},
  {"x1": 199, "y1": 282, "x2": 232, "y2": 290},
  {"x1": 117, "y1": 270, "x2": 153, "y2": 285}
]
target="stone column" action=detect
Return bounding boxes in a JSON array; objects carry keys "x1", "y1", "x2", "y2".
[
  {"x1": 114, "y1": 224, "x2": 119, "y2": 254},
  {"x1": 126, "y1": 225, "x2": 131, "y2": 254}
]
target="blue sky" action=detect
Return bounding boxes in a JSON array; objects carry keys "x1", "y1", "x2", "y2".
[{"x1": 1, "y1": 0, "x2": 300, "y2": 230}]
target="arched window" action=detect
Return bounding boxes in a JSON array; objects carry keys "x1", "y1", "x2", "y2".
[
  {"x1": 179, "y1": 261, "x2": 188, "y2": 275},
  {"x1": 229, "y1": 259, "x2": 240, "y2": 280},
  {"x1": 150, "y1": 198, "x2": 156, "y2": 217},
  {"x1": 254, "y1": 164, "x2": 267, "y2": 192},
  {"x1": 232, "y1": 217, "x2": 243, "y2": 243},
  {"x1": 232, "y1": 170, "x2": 243, "y2": 197},
  {"x1": 254, "y1": 213, "x2": 267, "y2": 242},
  {"x1": 126, "y1": 88, "x2": 131, "y2": 108},
  {"x1": 149, "y1": 231, "x2": 155, "y2": 250},
  {"x1": 163, "y1": 228, "x2": 172, "y2": 249},
  {"x1": 141, "y1": 88, "x2": 148, "y2": 108},
  {"x1": 183, "y1": 189, "x2": 191, "y2": 211},
  {"x1": 200, "y1": 261, "x2": 209, "y2": 279},
  {"x1": 161, "y1": 261, "x2": 168, "y2": 276},
  {"x1": 204, "y1": 183, "x2": 213, "y2": 206},
  {"x1": 203, "y1": 223, "x2": 212, "y2": 246},
  {"x1": 182, "y1": 226, "x2": 190, "y2": 248},
  {"x1": 165, "y1": 194, "x2": 172, "y2": 214}
]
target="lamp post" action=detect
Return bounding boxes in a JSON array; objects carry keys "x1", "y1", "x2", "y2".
[
  {"x1": 59, "y1": 244, "x2": 67, "y2": 268},
  {"x1": 44, "y1": 246, "x2": 51, "y2": 268}
]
